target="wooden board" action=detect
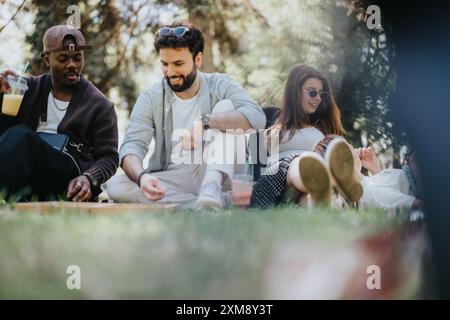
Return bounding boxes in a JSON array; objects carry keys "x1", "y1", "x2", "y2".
[{"x1": 13, "y1": 201, "x2": 179, "y2": 214}]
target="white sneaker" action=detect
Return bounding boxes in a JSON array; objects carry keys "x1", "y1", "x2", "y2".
[{"x1": 196, "y1": 181, "x2": 224, "y2": 209}]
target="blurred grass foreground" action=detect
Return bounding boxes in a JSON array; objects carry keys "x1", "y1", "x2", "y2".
[{"x1": 0, "y1": 205, "x2": 425, "y2": 299}]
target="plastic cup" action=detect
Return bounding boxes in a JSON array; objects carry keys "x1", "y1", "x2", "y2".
[
  {"x1": 231, "y1": 174, "x2": 254, "y2": 208},
  {"x1": 1, "y1": 76, "x2": 28, "y2": 117}
]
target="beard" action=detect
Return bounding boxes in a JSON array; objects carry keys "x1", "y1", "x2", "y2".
[{"x1": 166, "y1": 68, "x2": 197, "y2": 92}]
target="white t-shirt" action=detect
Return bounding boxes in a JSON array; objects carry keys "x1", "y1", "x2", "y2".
[
  {"x1": 170, "y1": 93, "x2": 202, "y2": 165},
  {"x1": 36, "y1": 92, "x2": 69, "y2": 133}
]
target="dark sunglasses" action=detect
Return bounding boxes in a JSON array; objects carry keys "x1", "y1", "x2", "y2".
[
  {"x1": 304, "y1": 89, "x2": 329, "y2": 99},
  {"x1": 157, "y1": 26, "x2": 189, "y2": 38}
]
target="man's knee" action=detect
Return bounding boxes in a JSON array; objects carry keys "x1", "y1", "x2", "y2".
[
  {"x1": 0, "y1": 115, "x2": 19, "y2": 135},
  {"x1": 106, "y1": 174, "x2": 140, "y2": 203},
  {"x1": 1, "y1": 125, "x2": 37, "y2": 142},
  {"x1": 106, "y1": 174, "x2": 125, "y2": 201},
  {"x1": 0, "y1": 125, "x2": 39, "y2": 152},
  {"x1": 212, "y1": 99, "x2": 234, "y2": 114}
]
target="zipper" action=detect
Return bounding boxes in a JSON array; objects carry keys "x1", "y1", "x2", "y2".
[{"x1": 63, "y1": 149, "x2": 81, "y2": 175}]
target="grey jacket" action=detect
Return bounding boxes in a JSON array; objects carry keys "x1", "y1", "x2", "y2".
[{"x1": 119, "y1": 71, "x2": 266, "y2": 172}]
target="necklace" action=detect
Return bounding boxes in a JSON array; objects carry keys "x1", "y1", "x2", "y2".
[
  {"x1": 50, "y1": 90, "x2": 69, "y2": 112},
  {"x1": 49, "y1": 81, "x2": 70, "y2": 112}
]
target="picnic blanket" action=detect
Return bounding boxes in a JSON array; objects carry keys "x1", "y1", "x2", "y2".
[{"x1": 13, "y1": 201, "x2": 179, "y2": 214}]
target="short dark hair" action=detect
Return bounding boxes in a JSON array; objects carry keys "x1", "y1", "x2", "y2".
[{"x1": 154, "y1": 22, "x2": 204, "y2": 59}]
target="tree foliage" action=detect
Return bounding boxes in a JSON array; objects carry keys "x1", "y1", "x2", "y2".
[
  {"x1": 225, "y1": 0, "x2": 399, "y2": 152},
  {"x1": 8, "y1": 0, "x2": 402, "y2": 158},
  {"x1": 25, "y1": 0, "x2": 165, "y2": 111}
]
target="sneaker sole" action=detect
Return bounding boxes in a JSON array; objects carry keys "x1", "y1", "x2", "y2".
[
  {"x1": 196, "y1": 196, "x2": 223, "y2": 209},
  {"x1": 299, "y1": 153, "x2": 332, "y2": 206},
  {"x1": 325, "y1": 139, "x2": 363, "y2": 203}
]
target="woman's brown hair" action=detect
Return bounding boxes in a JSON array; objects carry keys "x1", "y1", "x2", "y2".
[{"x1": 268, "y1": 64, "x2": 346, "y2": 146}]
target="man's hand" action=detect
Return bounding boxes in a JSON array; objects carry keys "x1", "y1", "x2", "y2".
[
  {"x1": 182, "y1": 120, "x2": 203, "y2": 150},
  {"x1": 0, "y1": 70, "x2": 19, "y2": 94},
  {"x1": 140, "y1": 173, "x2": 166, "y2": 201},
  {"x1": 67, "y1": 175, "x2": 92, "y2": 202},
  {"x1": 358, "y1": 147, "x2": 381, "y2": 175}
]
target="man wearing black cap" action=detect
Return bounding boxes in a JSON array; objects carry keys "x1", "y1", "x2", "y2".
[{"x1": 0, "y1": 25, "x2": 119, "y2": 202}]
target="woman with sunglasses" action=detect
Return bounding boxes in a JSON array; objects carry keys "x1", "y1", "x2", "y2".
[{"x1": 248, "y1": 64, "x2": 346, "y2": 208}]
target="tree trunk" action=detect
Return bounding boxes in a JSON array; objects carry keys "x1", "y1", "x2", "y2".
[
  {"x1": 188, "y1": 10, "x2": 217, "y2": 73},
  {"x1": 392, "y1": 145, "x2": 402, "y2": 169}
]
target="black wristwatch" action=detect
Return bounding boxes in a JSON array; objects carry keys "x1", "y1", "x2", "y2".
[
  {"x1": 201, "y1": 113, "x2": 211, "y2": 130},
  {"x1": 82, "y1": 172, "x2": 98, "y2": 187}
]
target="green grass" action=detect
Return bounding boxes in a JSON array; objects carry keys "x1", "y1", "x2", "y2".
[{"x1": 0, "y1": 205, "x2": 409, "y2": 299}]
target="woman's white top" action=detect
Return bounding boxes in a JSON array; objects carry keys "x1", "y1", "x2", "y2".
[
  {"x1": 361, "y1": 168, "x2": 415, "y2": 211},
  {"x1": 267, "y1": 127, "x2": 324, "y2": 165}
]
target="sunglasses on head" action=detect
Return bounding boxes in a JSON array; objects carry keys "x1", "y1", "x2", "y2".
[
  {"x1": 157, "y1": 26, "x2": 189, "y2": 38},
  {"x1": 304, "y1": 89, "x2": 329, "y2": 99}
]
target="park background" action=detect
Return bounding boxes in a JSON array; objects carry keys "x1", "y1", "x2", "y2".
[
  {"x1": 0, "y1": 0, "x2": 403, "y2": 167},
  {"x1": 0, "y1": 0, "x2": 427, "y2": 300}
]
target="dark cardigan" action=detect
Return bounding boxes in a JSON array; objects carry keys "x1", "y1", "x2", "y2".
[{"x1": 0, "y1": 74, "x2": 119, "y2": 185}]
